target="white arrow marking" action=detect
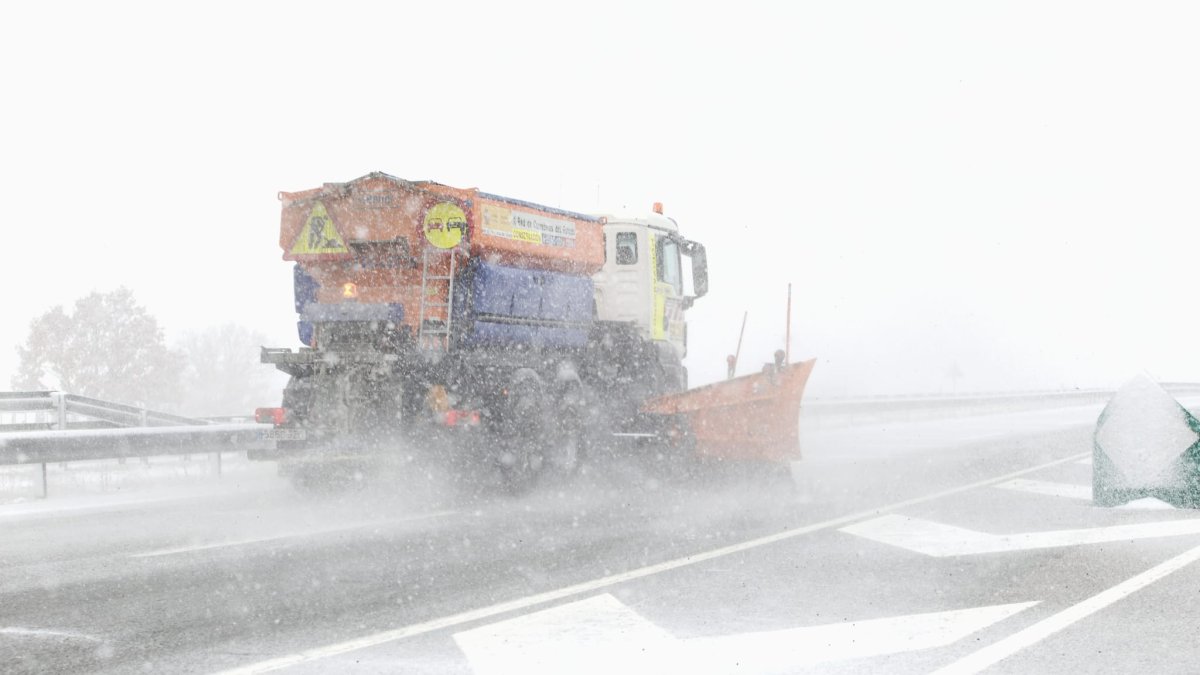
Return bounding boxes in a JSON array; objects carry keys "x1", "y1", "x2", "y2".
[
  {"x1": 453, "y1": 593, "x2": 1036, "y2": 675},
  {"x1": 994, "y1": 478, "x2": 1091, "y2": 501},
  {"x1": 841, "y1": 514, "x2": 1200, "y2": 557},
  {"x1": 931, "y1": 541, "x2": 1200, "y2": 674}
]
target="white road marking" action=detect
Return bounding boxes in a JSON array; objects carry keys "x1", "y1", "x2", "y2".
[
  {"x1": 132, "y1": 510, "x2": 455, "y2": 558},
  {"x1": 994, "y1": 478, "x2": 1091, "y2": 501},
  {"x1": 930, "y1": 540, "x2": 1200, "y2": 674},
  {"x1": 212, "y1": 451, "x2": 1089, "y2": 675},
  {"x1": 454, "y1": 593, "x2": 1037, "y2": 675},
  {"x1": 456, "y1": 594, "x2": 674, "y2": 675},
  {"x1": 0, "y1": 627, "x2": 102, "y2": 642},
  {"x1": 1077, "y1": 456, "x2": 1093, "y2": 466},
  {"x1": 841, "y1": 513, "x2": 1200, "y2": 557},
  {"x1": 0, "y1": 494, "x2": 193, "y2": 519}
]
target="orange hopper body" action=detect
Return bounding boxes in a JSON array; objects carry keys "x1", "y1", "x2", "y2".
[{"x1": 276, "y1": 172, "x2": 603, "y2": 338}]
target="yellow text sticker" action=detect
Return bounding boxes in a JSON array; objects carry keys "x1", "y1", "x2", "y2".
[{"x1": 512, "y1": 229, "x2": 542, "y2": 244}]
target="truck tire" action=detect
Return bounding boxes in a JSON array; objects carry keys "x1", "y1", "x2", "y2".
[
  {"x1": 497, "y1": 368, "x2": 546, "y2": 494},
  {"x1": 545, "y1": 374, "x2": 587, "y2": 478}
]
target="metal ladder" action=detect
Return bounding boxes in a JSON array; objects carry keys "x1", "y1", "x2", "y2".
[{"x1": 417, "y1": 247, "x2": 457, "y2": 352}]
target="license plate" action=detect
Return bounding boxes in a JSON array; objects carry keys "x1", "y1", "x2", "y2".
[{"x1": 260, "y1": 428, "x2": 306, "y2": 441}]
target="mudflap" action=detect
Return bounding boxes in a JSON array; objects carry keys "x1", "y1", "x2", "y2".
[
  {"x1": 273, "y1": 427, "x2": 419, "y2": 493},
  {"x1": 639, "y1": 358, "x2": 816, "y2": 464},
  {"x1": 277, "y1": 442, "x2": 377, "y2": 493},
  {"x1": 283, "y1": 457, "x2": 371, "y2": 493}
]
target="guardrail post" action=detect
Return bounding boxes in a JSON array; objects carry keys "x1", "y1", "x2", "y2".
[
  {"x1": 42, "y1": 392, "x2": 66, "y2": 499},
  {"x1": 53, "y1": 392, "x2": 67, "y2": 430}
]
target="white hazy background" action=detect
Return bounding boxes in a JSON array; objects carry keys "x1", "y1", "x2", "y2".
[{"x1": 2, "y1": 1, "x2": 1198, "y2": 399}]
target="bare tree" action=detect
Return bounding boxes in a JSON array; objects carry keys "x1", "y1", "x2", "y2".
[
  {"x1": 175, "y1": 323, "x2": 283, "y2": 418},
  {"x1": 12, "y1": 288, "x2": 182, "y2": 407}
]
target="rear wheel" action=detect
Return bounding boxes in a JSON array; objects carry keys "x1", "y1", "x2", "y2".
[{"x1": 497, "y1": 369, "x2": 546, "y2": 494}]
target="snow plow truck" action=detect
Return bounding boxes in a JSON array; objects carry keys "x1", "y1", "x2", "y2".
[{"x1": 253, "y1": 172, "x2": 814, "y2": 490}]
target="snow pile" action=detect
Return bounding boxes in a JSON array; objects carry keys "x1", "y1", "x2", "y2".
[{"x1": 1094, "y1": 374, "x2": 1197, "y2": 489}]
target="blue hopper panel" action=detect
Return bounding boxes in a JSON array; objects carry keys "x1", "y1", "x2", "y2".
[
  {"x1": 297, "y1": 321, "x2": 314, "y2": 347},
  {"x1": 293, "y1": 265, "x2": 319, "y2": 314},
  {"x1": 465, "y1": 321, "x2": 589, "y2": 349},
  {"x1": 466, "y1": 261, "x2": 592, "y2": 323}
]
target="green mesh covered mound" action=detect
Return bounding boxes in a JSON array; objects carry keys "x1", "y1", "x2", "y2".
[{"x1": 1094, "y1": 374, "x2": 1200, "y2": 508}]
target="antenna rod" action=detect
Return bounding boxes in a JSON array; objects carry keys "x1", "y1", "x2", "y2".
[
  {"x1": 785, "y1": 283, "x2": 792, "y2": 365},
  {"x1": 730, "y1": 311, "x2": 748, "y2": 379}
]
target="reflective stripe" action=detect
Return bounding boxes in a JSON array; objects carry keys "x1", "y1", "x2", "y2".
[{"x1": 648, "y1": 233, "x2": 666, "y2": 340}]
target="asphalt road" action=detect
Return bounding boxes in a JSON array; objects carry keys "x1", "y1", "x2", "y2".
[{"x1": 4, "y1": 404, "x2": 1200, "y2": 674}]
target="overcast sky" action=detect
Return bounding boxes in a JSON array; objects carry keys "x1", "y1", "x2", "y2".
[{"x1": 3, "y1": 1, "x2": 1198, "y2": 398}]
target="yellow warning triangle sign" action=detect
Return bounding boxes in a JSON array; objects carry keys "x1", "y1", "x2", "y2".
[{"x1": 291, "y1": 202, "x2": 349, "y2": 255}]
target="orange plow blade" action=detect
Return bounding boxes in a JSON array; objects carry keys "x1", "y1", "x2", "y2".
[{"x1": 641, "y1": 358, "x2": 816, "y2": 463}]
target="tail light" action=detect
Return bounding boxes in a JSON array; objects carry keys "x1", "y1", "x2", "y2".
[
  {"x1": 441, "y1": 410, "x2": 481, "y2": 427},
  {"x1": 255, "y1": 407, "x2": 286, "y2": 426}
]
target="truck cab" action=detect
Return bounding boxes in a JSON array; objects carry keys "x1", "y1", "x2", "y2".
[{"x1": 592, "y1": 208, "x2": 707, "y2": 392}]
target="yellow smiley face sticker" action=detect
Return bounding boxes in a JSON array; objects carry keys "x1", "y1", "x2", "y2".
[{"x1": 422, "y1": 202, "x2": 468, "y2": 249}]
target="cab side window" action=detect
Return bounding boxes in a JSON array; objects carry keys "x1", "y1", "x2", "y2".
[
  {"x1": 657, "y1": 238, "x2": 683, "y2": 294},
  {"x1": 616, "y1": 232, "x2": 638, "y2": 265}
]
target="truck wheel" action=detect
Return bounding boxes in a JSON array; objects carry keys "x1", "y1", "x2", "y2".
[
  {"x1": 497, "y1": 369, "x2": 546, "y2": 494},
  {"x1": 545, "y1": 378, "x2": 587, "y2": 478}
]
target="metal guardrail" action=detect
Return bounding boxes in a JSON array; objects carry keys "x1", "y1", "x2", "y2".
[
  {"x1": 0, "y1": 423, "x2": 264, "y2": 465},
  {"x1": 805, "y1": 383, "x2": 1200, "y2": 407},
  {"x1": 0, "y1": 391, "x2": 207, "y2": 431},
  {"x1": 0, "y1": 391, "x2": 265, "y2": 497},
  {"x1": 5, "y1": 384, "x2": 1200, "y2": 498},
  {"x1": 803, "y1": 384, "x2": 1200, "y2": 428}
]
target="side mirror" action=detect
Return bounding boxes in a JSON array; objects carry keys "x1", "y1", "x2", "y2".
[{"x1": 685, "y1": 241, "x2": 708, "y2": 298}]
